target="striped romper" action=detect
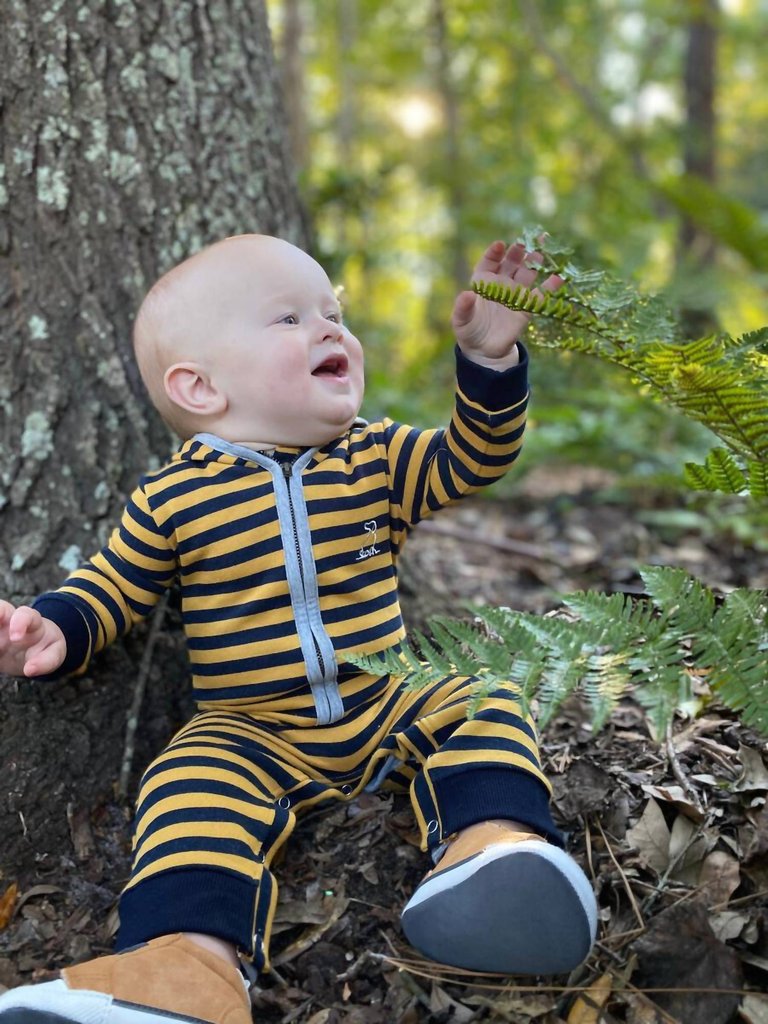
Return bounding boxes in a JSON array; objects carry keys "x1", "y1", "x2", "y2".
[{"x1": 34, "y1": 346, "x2": 560, "y2": 970}]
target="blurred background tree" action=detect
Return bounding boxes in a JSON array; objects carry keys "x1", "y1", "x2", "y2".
[{"x1": 268, "y1": 0, "x2": 768, "y2": 488}]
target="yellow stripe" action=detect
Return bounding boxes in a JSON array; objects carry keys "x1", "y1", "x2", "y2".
[
  {"x1": 126, "y1": 849, "x2": 260, "y2": 889},
  {"x1": 134, "y1": 791, "x2": 274, "y2": 844},
  {"x1": 135, "y1": 820, "x2": 265, "y2": 861}
]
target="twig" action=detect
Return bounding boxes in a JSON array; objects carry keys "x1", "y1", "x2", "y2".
[
  {"x1": 373, "y1": 951, "x2": 756, "y2": 997},
  {"x1": 417, "y1": 519, "x2": 561, "y2": 564},
  {"x1": 665, "y1": 720, "x2": 704, "y2": 813},
  {"x1": 595, "y1": 818, "x2": 645, "y2": 932},
  {"x1": 118, "y1": 592, "x2": 170, "y2": 798},
  {"x1": 337, "y1": 949, "x2": 377, "y2": 982}
]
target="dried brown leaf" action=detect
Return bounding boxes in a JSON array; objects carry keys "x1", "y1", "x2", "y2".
[
  {"x1": 735, "y1": 746, "x2": 768, "y2": 793},
  {"x1": 631, "y1": 901, "x2": 742, "y2": 1024},
  {"x1": 698, "y1": 850, "x2": 741, "y2": 906},
  {"x1": 642, "y1": 784, "x2": 704, "y2": 823},
  {"x1": 566, "y1": 973, "x2": 612, "y2": 1023},
  {"x1": 626, "y1": 799, "x2": 670, "y2": 874},
  {"x1": 0, "y1": 885, "x2": 19, "y2": 932},
  {"x1": 740, "y1": 994, "x2": 768, "y2": 1024}
]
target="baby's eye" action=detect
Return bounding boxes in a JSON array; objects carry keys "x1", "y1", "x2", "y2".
[
  {"x1": 325, "y1": 313, "x2": 342, "y2": 324},
  {"x1": 280, "y1": 313, "x2": 299, "y2": 325}
]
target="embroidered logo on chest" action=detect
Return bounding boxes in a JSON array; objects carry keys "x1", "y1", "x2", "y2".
[{"x1": 356, "y1": 519, "x2": 381, "y2": 561}]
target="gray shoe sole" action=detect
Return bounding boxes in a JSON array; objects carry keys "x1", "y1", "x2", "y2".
[
  {"x1": 0, "y1": 1014, "x2": 81, "y2": 1024},
  {"x1": 401, "y1": 841, "x2": 598, "y2": 974},
  {"x1": 0, "y1": 1000, "x2": 212, "y2": 1023}
]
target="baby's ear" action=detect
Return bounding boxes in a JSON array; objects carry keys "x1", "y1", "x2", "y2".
[{"x1": 164, "y1": 362, "x2": 227, "y2": 418}]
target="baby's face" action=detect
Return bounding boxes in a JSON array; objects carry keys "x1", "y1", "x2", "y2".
[{"x1": 169, "y1": 237, "x2": 366, "y2": 448}]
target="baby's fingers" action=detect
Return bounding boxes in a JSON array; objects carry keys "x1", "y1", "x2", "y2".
[
  {"x1": 24, "y1": 636, "x2": 66, "y2": 678},
  {"x1": 0, "y1": 600, "x2": 16, "y2": 632},
  {"x1": 8, "y1": 605, "x2": 43, "y2": 645}
]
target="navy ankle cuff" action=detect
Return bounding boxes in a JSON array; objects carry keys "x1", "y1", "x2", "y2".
[
  {"x1": 116, "y1": 868, "x2": 263, "y2": 965},
  {"x1": 431, "y1": 766, "x2": 563, "y2": 847}
]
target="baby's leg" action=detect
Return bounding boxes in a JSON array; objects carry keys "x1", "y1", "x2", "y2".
[
  {"x1": 116, "y1": 710, "x2": 299, "y2": 972},
  {"x1": 383, "y1": 674, "x2": 597, "y2": 974},
  {"x1": 0, "y1": 711, "x2": 301, "y2": 1023}
]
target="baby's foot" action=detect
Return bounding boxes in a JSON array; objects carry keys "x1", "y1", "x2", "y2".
[
  {"x1": 0, "y1": 933, "x2": 252, "y2": 1023},
  {"x1": 401, "y1": 820, "x2": 597, "y2": 974}
]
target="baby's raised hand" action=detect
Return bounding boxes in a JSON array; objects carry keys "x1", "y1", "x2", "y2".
[
  {"x1": 0, "y1": 601, "x2": 67, "y2": 678},
  {"x1": 452, "y1": 240, "x2": 562, "y2": 368}
]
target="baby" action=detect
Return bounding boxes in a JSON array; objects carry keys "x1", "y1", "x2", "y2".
[{"x1": 0, "y1": 235, "x2": 597, "y2": 1024}]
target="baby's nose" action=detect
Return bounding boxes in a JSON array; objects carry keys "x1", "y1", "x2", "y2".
[{"x1": 322, "y1": 321, "x2": 343, "y2": 342}]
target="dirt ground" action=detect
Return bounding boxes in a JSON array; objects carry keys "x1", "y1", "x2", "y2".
[{"x1": 1, "y1": 471, "x2": 767, "y2": 1024}]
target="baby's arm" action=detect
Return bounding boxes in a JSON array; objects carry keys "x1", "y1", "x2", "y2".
[
  {"x1": 452, "y1": 240, "x2": 562, "y2": 369},
  {"x1": 0, "y1": 601, "x2": 67, "y2": 678}
]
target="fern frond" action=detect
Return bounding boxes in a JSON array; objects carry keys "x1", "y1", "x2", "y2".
[
  {"x1": 347, "y1": 568, "x2": 768, "y2": 739},
  {"x1": 474, "y1": 240, "x2": 768, "y2": 477}
]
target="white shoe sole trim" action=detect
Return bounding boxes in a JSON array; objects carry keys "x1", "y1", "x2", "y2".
[
  {"x1": 404, "y1": 840, "x2": 598, "y2": 940},
  {"x1": 0, "y1": 978, "x2": 213, "y2": 1024}
]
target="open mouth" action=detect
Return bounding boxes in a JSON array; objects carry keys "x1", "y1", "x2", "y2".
[{"x1": 312, "y1": 354, "x2": 349, "y2": 378}]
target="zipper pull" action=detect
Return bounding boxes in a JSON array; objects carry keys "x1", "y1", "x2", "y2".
[{"x1": 282, "y1": 462, "x2": 292, "y2": 480}]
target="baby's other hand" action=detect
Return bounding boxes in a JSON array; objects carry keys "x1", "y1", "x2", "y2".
[
  {"x1": 453, "y1": 240, "x2": 563, "y2": 368},
  {"x1": 0, "y1": 601, "x2": 67, "y2": 678}
]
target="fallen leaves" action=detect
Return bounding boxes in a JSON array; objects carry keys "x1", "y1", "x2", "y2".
[{"x1": 631, "y1": 901, "x2": 743, "y2": 1024}]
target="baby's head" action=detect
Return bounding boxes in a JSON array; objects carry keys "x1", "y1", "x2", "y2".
[{"x1": 133, "y1": 234, "x2": 365, "y2": 449}]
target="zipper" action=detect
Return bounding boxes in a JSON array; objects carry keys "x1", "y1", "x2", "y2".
[{"x1": 282, "y1": 460, "x2": 327, "y2": 678}]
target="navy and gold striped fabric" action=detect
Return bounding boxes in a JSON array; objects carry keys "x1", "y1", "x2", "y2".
[{"x1": 117, "y1": 671, "x2": 557, "y2": 968}]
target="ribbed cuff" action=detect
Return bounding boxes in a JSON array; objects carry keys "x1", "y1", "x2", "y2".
[
  {"x1": 432, "y1": 765, "x2": 563, "y2": 847},
  {"x1": 455, "y1": 343, "x2": 529, "y2": 412},
  {"x1": 31, "y1": 593, "x2": 95, "y2": 679},
  {"x1": 116, "y1": 868, "x2": 259, "y2": 959}
]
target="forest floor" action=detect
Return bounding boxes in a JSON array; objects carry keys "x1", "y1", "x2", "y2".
[{"x1": 1, "y1": 467, "x2": 767, "y2": 1024}]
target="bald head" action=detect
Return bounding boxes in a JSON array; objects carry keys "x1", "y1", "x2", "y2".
[{"x1": 133, "y1": 234, "x2": 329, "y2": 435}]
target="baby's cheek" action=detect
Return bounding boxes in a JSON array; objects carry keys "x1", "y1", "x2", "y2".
[{"x1": 271, "y1": 350, "x2": 307, "y2": 398}]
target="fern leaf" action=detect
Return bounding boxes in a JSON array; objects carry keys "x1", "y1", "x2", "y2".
[
  {"x1": 684, "y1": 461, "x2": 718, "y2": 492},
  {"x1": 707, "y1": 448, "x2": 749, "y2": 493},
  {"x1": 748, "y1": 460, "x2": 768, "y2": 498}
]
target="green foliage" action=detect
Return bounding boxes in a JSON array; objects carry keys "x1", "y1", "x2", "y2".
[
  {"x1": 349, "y1": 567, "x2": 768, "y2": 737},
  {"x1": 473, "y1": 245, "x2": 768, "y2": 496},
  {"x1": 659, "y1": 175, "x2": 768, "y2": 272},
  {"x1": 352, "y1": 245, "x2": 768, "y2": 740}
]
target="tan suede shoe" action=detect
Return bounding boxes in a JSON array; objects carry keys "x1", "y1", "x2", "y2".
[
  {"x1": 0, "y1": 933, "x2": 252, "y2": 1024},
  {"x1": 401, "y1": 821, "x2": 598, "y2": 974}
]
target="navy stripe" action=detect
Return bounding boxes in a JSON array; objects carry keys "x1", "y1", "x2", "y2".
[
  {"x1": 183, "y1": 593, "x2": 294, "y2": 625},
  {"x1": 180, "y1": 562, "x2": 287, "y2": 593},
  {"x1": 190, "y1": 644, "x2": 304, "y2": 675}
]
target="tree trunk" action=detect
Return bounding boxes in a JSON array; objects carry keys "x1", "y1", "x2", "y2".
[
  {"x1": 430, "y1": 0, "x2": 469, "y2": 292},
  {"x1": 678, "y1": 0, "x2": 719, "y2": 335},
  {"x1": 278, "y1": 0, "x2": 310, "y2": 173},
  {"x1": 0, "y1": 0, "x2": 306, "y2": 892}
]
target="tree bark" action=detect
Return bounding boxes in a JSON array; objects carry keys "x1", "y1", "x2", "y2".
[
  {"x1": 429, "y1": 0, "x2": 469, "y2": 292},
  {"x1": 680, "y1": 0, "x2": 718, "y2": 253},
  {"x1": 0, "y1": 0, "x2": 306, "y2": 885},
  {"x1": 278, "y1": 0, "x2": 310, "y2": 173},
  {"x1": 678, "y1": 0, "x2": 719, "y2": 335}
]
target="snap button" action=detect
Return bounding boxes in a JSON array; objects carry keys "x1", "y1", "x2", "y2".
[
  {"x1": 341, "y1": 784, "x2": 353, "y2": 795},
  {"x1": 426, "y1": 819, "x2": 439, "y2": 835},
  {"x1": 277, "y1": 796, "x2": 291, "y2": 809}
]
